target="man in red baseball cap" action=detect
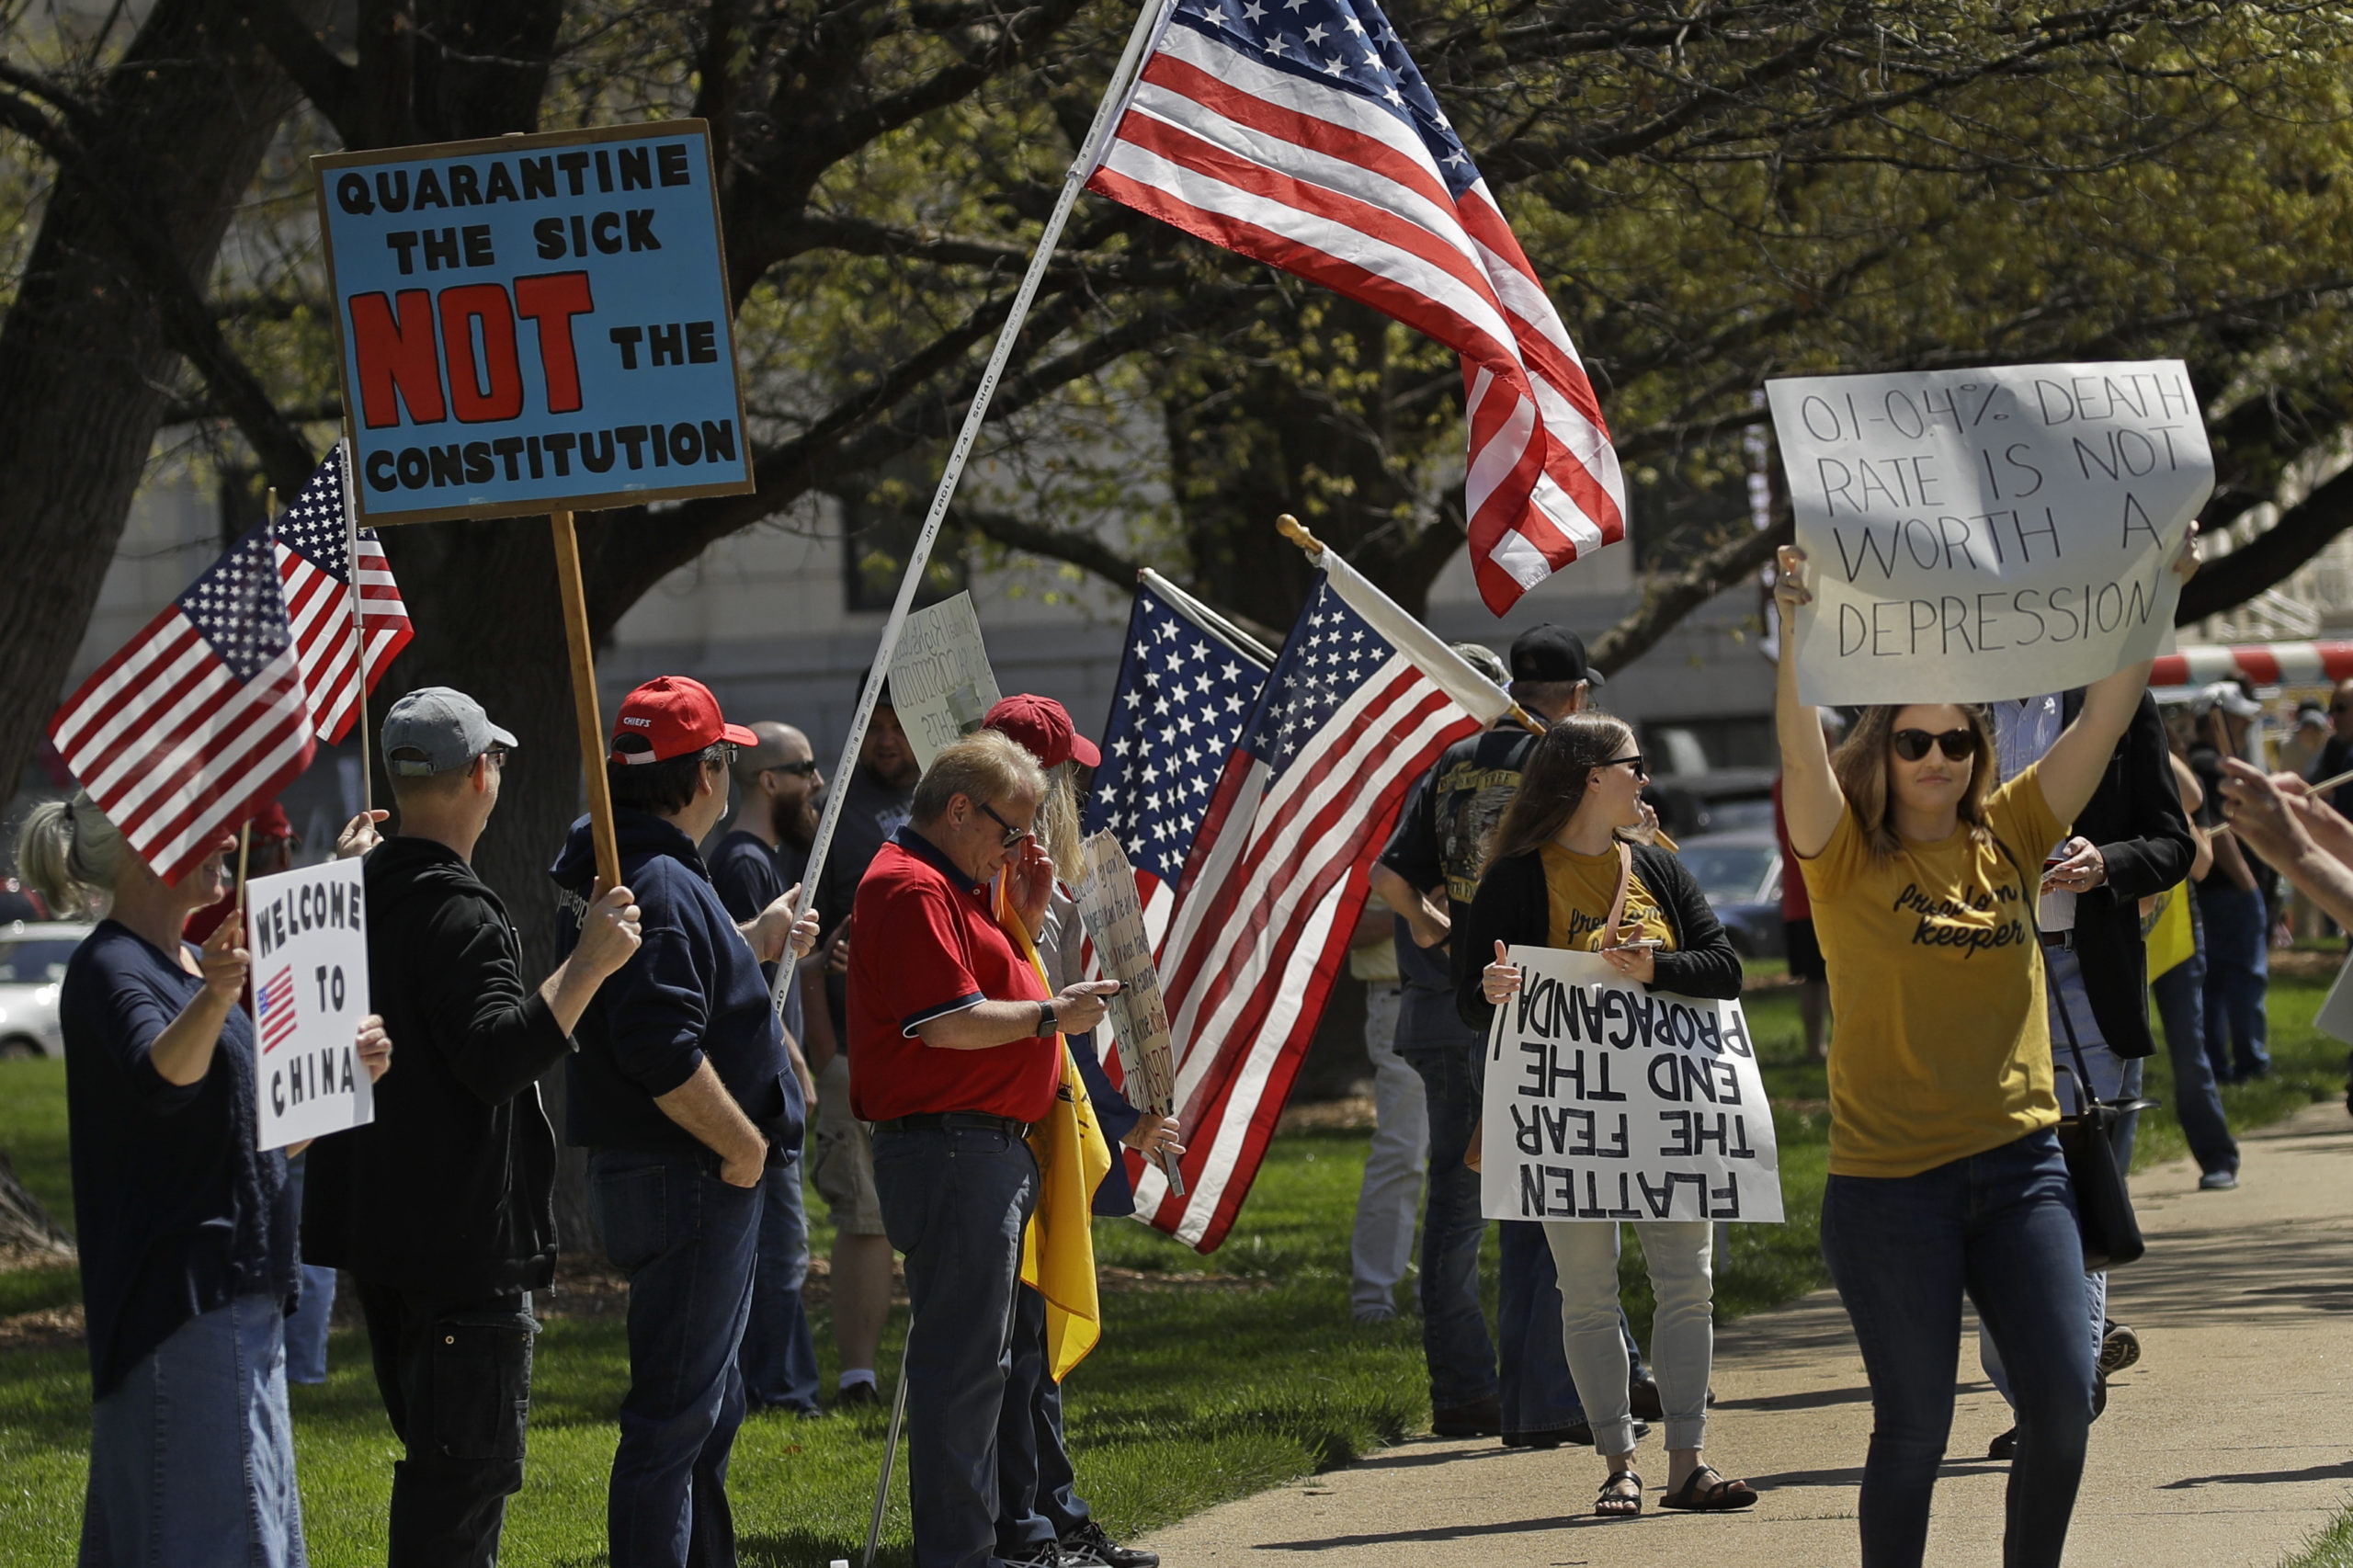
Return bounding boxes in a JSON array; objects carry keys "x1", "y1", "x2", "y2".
[
  {"x1": 550, "y1": 675, "x2": 819, "y2": 1568},
  {"x1": 980, "y1": 693, "x2": 1101, "y2": 771}
]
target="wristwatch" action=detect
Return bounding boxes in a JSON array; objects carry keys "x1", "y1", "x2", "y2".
[{"x1": 1038, "y1": 999, "x2": 1060, "y2": 1036}]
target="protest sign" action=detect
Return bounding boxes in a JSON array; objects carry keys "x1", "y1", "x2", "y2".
[
  {"x1": 1074, "y1": 831, "x2": 1184, "y2": 1192},
  {"x1": 1480, "y1": 947, "x2": 1780, "y2": 1223},
  {"x1": 889, "y1": 592, "x2": 1002, "y2": 772},
  {"x1": 313, "y1": 120, "x2": 751, "y2": 524},
  {"x1": 244, "y1": 858, "x2": 374, "y2": 1151},
  {"x1": 1767, "y1": 360, "x2": 2212, "y2": 706}
]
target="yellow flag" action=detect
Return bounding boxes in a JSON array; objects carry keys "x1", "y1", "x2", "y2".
[
  {"x1": 2143, "y1": 884, "x2": 2193, "y2": 979},
  {"x1": 997, "y1": 883, "x2": 1114, "y2": 1381}
]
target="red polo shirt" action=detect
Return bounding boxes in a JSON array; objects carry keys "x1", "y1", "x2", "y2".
[{"x1": 846, "y1": 828, "x2": 1059, "y2": 1123}]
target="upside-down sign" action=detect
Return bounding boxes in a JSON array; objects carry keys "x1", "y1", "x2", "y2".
[{"x1": 313, "y1": 120, "x2": 752, "y2": 523}]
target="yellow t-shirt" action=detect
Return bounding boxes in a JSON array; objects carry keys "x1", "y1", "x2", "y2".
[
  {"x1": 1538, "y1": 843, "x2": 1677, "y2": 953},
  {"x1": 1798, "y1": 764, "x2": 2067, "y2": 1178}
]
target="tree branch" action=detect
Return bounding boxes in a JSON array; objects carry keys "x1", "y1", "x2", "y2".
[
  {"x1": 233, "y1": 0, "x2": 359, "y2": 143},
  {"x1": 1588, "y1": 518, "x2": 1790, "y2": 678},
  {"x1": 2177, "y1": 463, "x2": 2353, "y2": 625}
]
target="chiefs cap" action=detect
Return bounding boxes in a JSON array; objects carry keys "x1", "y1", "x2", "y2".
[
  {"x1": 610, "y1": 676, "x2": 758, "y2": 765},
  {"x1": 983, "y1": 694, "x2": 1101, "y2": 769}
]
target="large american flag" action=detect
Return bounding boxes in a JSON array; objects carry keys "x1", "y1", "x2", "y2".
[
  {"x1": 1119, "y1": 571, "x2": 1486, "y2": 1250},
  {"x1": 1085, "y1": 0, "x2": 1627, "y2": 614},
  {"x1": 48, "y1": 527, "x2": 316, "y2": 885},
  {"x1": 274, "y1": 443, "x2": 413, "y2": 743}
]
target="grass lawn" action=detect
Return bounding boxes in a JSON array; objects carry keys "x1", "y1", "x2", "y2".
[{"x1": 1, "y1": 971, "x2": 2343, "y2": 1566}]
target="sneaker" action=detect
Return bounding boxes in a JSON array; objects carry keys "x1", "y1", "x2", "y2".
[
  {"x1": 1002, "y1": 1545, "x2": 1074, "y2": 1568},
  {"x1": 1629, "y1": 1375, "x2": 1665, "y2": 1421},
  {"x1": 2099, "y1": 1321, "x2": 2141, "y2": 1376},
  {"x1": 1502, "y1": 1431, "x2": 1565, "y2": 1450},
  {"x1": 1353, "y1": 1303, "x2": 1397, "y2": 1324},
  {"x1": 1433, "y1": 1396, "x2": 1503, "y2": 1437},
  {"x1": 1561, "y1": 1418, "x2": 1649, "y2": 1447},
  {"x1": 1987, "y1": 1426, "x2": 2017, "y2": 1460},
  {"x1": 2198, "y1": 1168, "x2": 2239, "y2": 1191},
  {"x1": 1061, "y1": 1520, "x2": 1158, "y2": 1568},
  {"x1": 834, "y1": 1380, "x2": 883, "y2": 1410}
]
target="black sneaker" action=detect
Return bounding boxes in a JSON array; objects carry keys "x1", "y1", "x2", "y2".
[
  {"x1": 1629, "y1": 1375, "x2": 1665, "y2": 1421},
  {"x1": 1502, "y1": 1431, "x2": 1564, "y2": 1450},
  {"x1": 1987, "y1": 1426, "x2": 2017, "y2": 1460},
  {"x1": 1061, "y1": 1519, "x2": 1158, "y2": 1568},
  {"x1": 1001, "y1": 1546, "x2": 1073, "y2": 1568},
  {"x1": 2099, "y1": 1321, "x2": 2141, "y2": 1375},
  {"x1": 1562, "y1": 1418, "x2": 1648, "y2": 1447},
  {"x1": 1432, "y1": 1395, "x2": 1503, "y2": 1437},
  {"x1": 834, "y1": 1380, "x2": 883, "y2": 1410}
]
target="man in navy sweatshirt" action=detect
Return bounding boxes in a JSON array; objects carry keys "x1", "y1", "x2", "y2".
[{"x1": 551, "y1": 676, "x2": 818, "y2": 1568}]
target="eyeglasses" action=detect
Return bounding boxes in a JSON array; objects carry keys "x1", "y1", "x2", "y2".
[
  {"x1": 1603, "y1": 753, "x2": 1648, "y2": 780},
  {"x1": 482, "y1": 746, "x2": 508, "y2": 773},
  {"x1": 766, "y1": 759, "x2": 821, "y2": 778},
  {"x1": 705, "y1": 742, "x2": 740, "y2": 769},
  {"x1": 976, "y1": 799, "x2": 1035, "y2": 850},
  {"x1": 1892, "y1": 728, "x2": 1975, "y2": 763}
]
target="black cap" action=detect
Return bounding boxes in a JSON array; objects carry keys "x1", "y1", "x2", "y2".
[{"x1": 1508, "y1": 624, "x2": 1603, "y2": 687}]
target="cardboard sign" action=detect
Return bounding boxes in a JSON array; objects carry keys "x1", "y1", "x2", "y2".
[
  {"x1": 244, "y1": 859, "x2": 374, "y2": 1151},
  {"x1": 314, "y1": 120, "x2": 751, "y2": 523},
  {"x1": 1480, "y1": 947, "x2": 1781, "y2": 1223},
  {"x1": 1767, "y1": 360, "x2": 2212, "y2": 706},
  {"x1": 889, "y1": 592, "x2": 1002, "y2": 771},
  {"x1": 1073, "y1": 831, "x2": 1178, "y2": 1114}
]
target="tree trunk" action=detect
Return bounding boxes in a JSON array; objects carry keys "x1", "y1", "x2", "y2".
[{"x1": 0, "y1": 0, "x2": 319, "y2": 806}]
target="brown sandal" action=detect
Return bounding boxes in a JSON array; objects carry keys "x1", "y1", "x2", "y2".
[
  {"x1": 1659, "y1": 1466, "x2": 1757, "y2": 1511},
  {"x1": 1596, "y1": 1470, "x2": 1643, "y2": 1517}
]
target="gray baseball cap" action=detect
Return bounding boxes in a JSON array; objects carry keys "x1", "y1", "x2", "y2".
[{"x1": 382, "y1": 687, "x2": 518, "y2": 777}]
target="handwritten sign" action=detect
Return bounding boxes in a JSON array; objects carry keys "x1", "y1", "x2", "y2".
[
  {"x1": 1074, "y1": 832, "x2": 1184, "y2": 1194},
  {"x1": 244, "y1": 859, "x2": 374, "y2": 1151},
  {"x1": 1480, "y1": 947, "x2": 1780, "y2": 1223},
  {"x1": 889, "y1": 592, "x2": 1002, "y2": 771},
  {"x1": 313, "y1": 120, "x2": 750, "y2": 523},
  {"x1": 1767, "y1": 360, "x2": 2211, "y2": 705}
]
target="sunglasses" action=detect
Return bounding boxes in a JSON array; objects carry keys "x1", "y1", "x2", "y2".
[
  {"x1": 1892, "y1": 728, "x2": 1975, "y2": 763},
  {"x1": 766, "y1": 758, "x2": 821, "y2": 778},
  {"x1": 977, "y1": 799, "x2": 1035, "y2": 850},
  {"x1": 1603, "y1": 753, "x2": 1648, "y2": 780}
]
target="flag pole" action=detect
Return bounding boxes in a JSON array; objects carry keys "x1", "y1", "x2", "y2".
[
  {"x1": 551, "y1": 510, "x2": 623, "y2": 896},
  {"x1": 336, "y1": 438, "x2": 374, "y2": 816},
  {"x1": 771, "y1": 0, "x2": 1172, "y2": 1018}
]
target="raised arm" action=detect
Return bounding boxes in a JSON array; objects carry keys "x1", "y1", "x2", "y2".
[
  {"x1": 1772, "y1": 546, "x2": 1843, "y2": 858},
  {"x1": 2035, "y1": 659, "x2": 2154, "y2": 825}
]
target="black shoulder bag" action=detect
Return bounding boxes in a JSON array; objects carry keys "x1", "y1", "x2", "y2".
[{"x1": 1996, "y1": 838, "x2": 2148, "y2": 1272}]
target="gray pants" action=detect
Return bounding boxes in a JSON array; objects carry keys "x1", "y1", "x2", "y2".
[
  {"x1": 1350, "y1": 983, "x2": 1428, "y2": 1314},
  {"x1": 1544, "y1": 1220, "x2": 1715, "y2": 1454}
]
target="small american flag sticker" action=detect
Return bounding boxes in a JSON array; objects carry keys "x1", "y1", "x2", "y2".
[{"x1": 257, "y1": 965, "x2": 298, "y2": 1054}]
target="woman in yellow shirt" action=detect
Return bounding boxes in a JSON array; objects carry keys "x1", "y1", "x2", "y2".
[
  {"x1": 1462, "y1": 715, "x2": 1751, "y2": 1519},
  {"x1": 1772, "y1": 543, "x2": 2158, "y2": 1568}
]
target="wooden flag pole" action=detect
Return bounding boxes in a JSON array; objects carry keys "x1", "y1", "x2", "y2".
[
  {"x1": 335, "y1": 438, "x2": 375, "y2": 815},
  {"x1": 551, "y1": 510, "x2": 622, "y2": 894},
  {"x1": 233, "y1": 822, "x2": 254, "y2": 920}
]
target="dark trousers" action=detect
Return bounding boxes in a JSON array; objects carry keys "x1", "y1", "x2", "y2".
[
  {"x1": 2197, "y1": 881, "x2": 2271, "y2": 1079},
  {"x1": 1821, "y1": 1131, "x2": 2094, "y2": 1568},
  {"x1": 353, "y1": 1279, "x2": 536, "y2": 1568},
  {"x1": 740, "y1": 1157, "x2": 822, "y2": 1413},
  {"x1": 994, "y1": 1283, "x2": 1090, "y2": 1556},
  {"x1": 589, "y1": 1148, "x2": 763, "y2": 1568},
  {"x1": 2149, "y1": 896, "x2": 2240, "y2": 1176},
  {"x1": 872, "y1": 1123, "x2": 1039, "y2": 1568}
]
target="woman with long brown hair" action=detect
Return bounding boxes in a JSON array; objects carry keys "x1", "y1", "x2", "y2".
[
  {"x1": 1773, "y1": 541, "x2": 2170, "y2": 1568},
  {"x1": 1457, "y1": 714, "x2": 1750, "y2": 1519}
]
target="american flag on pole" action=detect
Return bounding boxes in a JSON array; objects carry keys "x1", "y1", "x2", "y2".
[
  {"x1": 48, "y1": 527, "x2": 317, "y2": 886},
  {"x1": 256, "y1": 965, "x2": 299, "y2": 1054},
  {"x1": 1117, "y1": 568, "x2": 1494, "y2": 1250},
  {"x1": 273, "y1": 443, "x2": 413, "y2": 743},
  {"x1": 1084, "y1": 0, "x2": 1627, "y2": 614}
]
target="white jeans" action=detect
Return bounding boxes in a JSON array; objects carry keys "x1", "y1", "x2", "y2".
[
  {"x1": 1350, "y1": 983, "x2": 1428, "y2": 1313},
  {"x1": 1545, "y1": 1220, "x2": 1715, "y2": 1454}
]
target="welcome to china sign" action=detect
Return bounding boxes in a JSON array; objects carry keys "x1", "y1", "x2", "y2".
[{"x1": 313, "y1": 120, "x2": 752, "y2": 523}]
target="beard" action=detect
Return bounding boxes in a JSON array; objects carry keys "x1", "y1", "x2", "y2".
[{"x1": 774, "y1": 790, "x2": 820, "y2": 851}]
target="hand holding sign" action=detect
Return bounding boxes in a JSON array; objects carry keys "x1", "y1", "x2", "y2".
[
  {"x1": 1483, "y1": 939, "x2": 1520, "y2": 1005},
  {"x1": 574, "y1": 884, "x2": 645, "y2": 979},
  {"x1": 199, "y1": 909, "x2": 252, "y2": 1006},
  {"x1": 355, "y1": 1015, "x2": 393, "y2": 1083}
]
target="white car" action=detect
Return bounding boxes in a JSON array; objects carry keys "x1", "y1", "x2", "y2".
[{"x1": 0, "y1": 921, "x2": 92, "y2": 1059}]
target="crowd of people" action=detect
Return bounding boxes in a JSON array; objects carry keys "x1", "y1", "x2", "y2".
[{"x1": 28, "y1": 506, "x2": 2347, "y2": 1568}]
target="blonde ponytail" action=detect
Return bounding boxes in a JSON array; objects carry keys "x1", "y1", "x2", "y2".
[{"x1": 17, "y1": 792, "x2": 126, "y2": 917}]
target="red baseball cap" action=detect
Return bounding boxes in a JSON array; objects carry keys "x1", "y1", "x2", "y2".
[
  {"x1": 983, "y1": 694, "x2": 1100, "y2": 769},
  {"x1": 610, "y1": 676, "x2": 758, "y2": 765}
]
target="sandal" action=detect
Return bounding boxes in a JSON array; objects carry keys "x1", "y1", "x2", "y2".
[
  {"x1": 1595, "y1": 1469, "x2": 1643, "y2": 1518},
  {"x1": 1659, "y1": 1466, "x2": 1758, "y2": 1511}
]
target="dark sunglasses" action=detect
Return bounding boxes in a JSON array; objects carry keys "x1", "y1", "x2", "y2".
[
  {"x1": 1603, "y1": 752, "x2": 1648, "y2": 780},
  {"x1": 765, "y1": 758, "x2": 821, "y2": 778},
  {"x1": 1892, "y1": 728, "x2": 1974, "y2": 763},
  {"x1": 977, "y1": 799, "x2": 1035, "y2": 850}
]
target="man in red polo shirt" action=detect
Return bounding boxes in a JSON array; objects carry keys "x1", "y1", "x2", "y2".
[{"x1": 847, "y1": 730, "x2": 1118, "y2": 1568}]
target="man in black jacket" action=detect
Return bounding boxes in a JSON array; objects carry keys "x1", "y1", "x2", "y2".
[{"x1": 303, "y1": 687, "x2": 645, "y2": 1568}]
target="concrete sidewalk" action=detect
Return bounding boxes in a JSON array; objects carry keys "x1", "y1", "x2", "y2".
[{"x1": 1141, "y1": 1102, "x2": 2353, "y2": 1567}]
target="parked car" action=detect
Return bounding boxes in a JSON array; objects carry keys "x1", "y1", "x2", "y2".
[
  {"x1": 0, "y1": 921, "x2": 92, "y2": 1059},
  {"x1": 1645, "y1": 767, "x2": 1778, "y2": 840},
  {"x1": 1674, "y1": 830, "x2": 1784, "y2": 960}
]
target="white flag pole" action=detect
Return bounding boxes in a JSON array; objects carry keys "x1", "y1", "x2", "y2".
[
  {"x1": 773, "y1": 0, "x2": 1173, "y2": 1017},
  {"x1": 337, "y1": 437, "x2": 375, "y2": 816}
]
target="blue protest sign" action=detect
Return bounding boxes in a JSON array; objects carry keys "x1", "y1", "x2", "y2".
[{"x1": 313, "y1": 120, "x2": 752, "y2": 523}]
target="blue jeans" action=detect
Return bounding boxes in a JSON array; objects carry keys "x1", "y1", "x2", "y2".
[
  {"x1": 1823, "y1": 1131, "x2": 2094, "y2": 1568},
  {"x1": 82, "y1": 1293, "x2": 307, "y2": 1568},
  {"x1": 871, "y1": 1122, "x2": 1040, "y2": 1568},
  {"x1": 282, "y1": 1155, "x2": 336, "y2": 1386},
  {"x1": 590, "y1": 1148, "x2": 763, "y2": 1568},
  {"x1": 740, "y1": 1157, "x2": 821, "y2": 1414},
  {"x1": 995, "y1": 1283, "x2": 1090, "y2": 1554},
  {"x1": 2150, "y1": 897, "x2": 2239, "y2": 1175},
  {"x1": 1402, "y1": 1035, "x2": 1498, "y2": 1412},
  {"x1": 2197, "y1": 881, "x2": 2271, "y2": 1079}
]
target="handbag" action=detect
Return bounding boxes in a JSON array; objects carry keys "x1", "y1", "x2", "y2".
[
  {"x1": 1999, "y1": 838, "x2": 2147, "y2": 1271},
  {"x1": 1465, "y1": 843, "x2": 1635, "y2": 1175}
]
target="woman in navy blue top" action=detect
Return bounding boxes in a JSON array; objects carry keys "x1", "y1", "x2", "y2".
[{"x1": 24, "y1": 792, "x2": 390, "y2": 1568}]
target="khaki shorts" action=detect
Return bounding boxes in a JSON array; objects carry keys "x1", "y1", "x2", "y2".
[{"x1": 810, "y1": 1054, "x2": 885, "y2": 1236}]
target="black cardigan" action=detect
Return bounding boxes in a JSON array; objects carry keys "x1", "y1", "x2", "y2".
[{"x1": 1454, "y1": 840, "x2": 1744, "y2": 1035}]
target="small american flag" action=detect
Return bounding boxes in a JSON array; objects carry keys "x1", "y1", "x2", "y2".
[
  {"x1": 48, "y1": 528, "x2": 317, "y2": 886},
  {"x1": 256, "y1": 965, "x2": 299, "y2": 1053},
  {"x1": 1125, "y1": 571, "x2": 1485, "y2": 1250},
  {"x1": 1086, "y1": 0, "x2": 1628, "y2": 614},
  {"x1": 274, "y1": 443, "x2": 413, "y2": 744}
]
